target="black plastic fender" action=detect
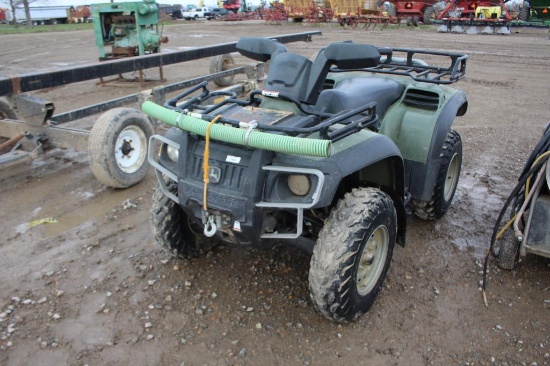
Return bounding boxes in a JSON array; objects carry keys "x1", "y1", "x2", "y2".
[{"x1": 273, "y1": 131, "x2": 407, "y2": 245}]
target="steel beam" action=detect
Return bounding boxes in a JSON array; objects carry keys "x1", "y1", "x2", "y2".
[
  {"x1": 0, "y1": 31, "x2": 321, "y2": 97},
  {"x1": 0, "y1": 119, "x2": 89, "y2": 150},
  {"x1": 50, "y1": 66, "x2": 251, "y2": 125}
]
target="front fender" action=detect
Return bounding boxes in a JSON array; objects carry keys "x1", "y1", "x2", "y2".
[
  {"x1": 273, "y1": 130, "x2": 407, "y2": 245},
  {"x1": 275, "y1": 129, "x2": 404, "y2": 206}
]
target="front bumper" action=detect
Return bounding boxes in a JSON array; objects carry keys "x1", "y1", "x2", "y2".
[{"x1": 148, "y1": 133, "x2": 326, "y2": 246}]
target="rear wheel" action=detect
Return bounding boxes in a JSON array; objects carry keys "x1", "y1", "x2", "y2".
[
  {"x1": 413, "y1": 130, "x2": 462, "y2": 220},
  {"x1": 151, "y1": 180, "x2": 216, "y2": 258},
  {"x1": 423, "y1": 6, "x2": 436, "y2": 24},
  {"x1": 518, "y1": 6, "x2": 530, "y2": 21},
  {"x1": 210, "y1": 54, "x2": 236, "y2": 87},
  {"x1": 309, "y1": 188, "x2": 396, "y2": 322},
  {"x1": 496, "y1": 232, "x2": 520, "y2": 270}
]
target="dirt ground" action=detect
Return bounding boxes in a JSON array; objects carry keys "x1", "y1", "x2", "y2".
[{"x1": 0, "y1": 20, "x2": 549, "y2": 366}]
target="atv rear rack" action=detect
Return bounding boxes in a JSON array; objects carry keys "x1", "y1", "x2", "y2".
[{"x1": 334, "y1": 47, "x2": 468, "y2": 85}]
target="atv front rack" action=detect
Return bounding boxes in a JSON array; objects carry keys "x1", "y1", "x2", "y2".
[
  {"x1": 334, "y1": 47, "x2": 468, "y2": 85},
  {"x1": 162, "y1": 81, "x2": 379, "y2": 143}
]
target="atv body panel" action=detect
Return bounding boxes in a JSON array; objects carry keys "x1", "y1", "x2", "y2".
[{"x1": 147, "y1": 37, "x2": 467, "y2": 253}]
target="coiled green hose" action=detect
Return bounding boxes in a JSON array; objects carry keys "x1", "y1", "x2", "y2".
[{"x1": 142, "y1": 101, "x2": 332, "y2": 157}]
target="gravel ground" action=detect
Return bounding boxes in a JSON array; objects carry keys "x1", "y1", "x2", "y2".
[{"x1": 0, "y1": 20, "x2": 549, "y2": 366}]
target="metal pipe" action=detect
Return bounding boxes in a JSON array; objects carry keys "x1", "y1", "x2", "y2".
[{"x1": 0, "y1": 31, "x2": 321, "y2": 96}]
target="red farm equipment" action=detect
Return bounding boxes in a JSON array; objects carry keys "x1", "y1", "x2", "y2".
[
  {"x1": 0, "y1": 8, "x2": 9, "y2": 24},
  {"x1": 223, "y1": 0, "x2": 242, "y2": 13},
  {"x1": 393, "y1": 0, "x2": 442, "y2": 24},
  {"x1": 306, "y1": 4, "x2": 334, "y2": 22},
  {"x1": 435, "y1": 0, "x2": 512, "y2": 34},
  {"x1": 334, "y1": 0, "x2": 401, "y2": 29},
  {"x1": 283, "y1": 0, "x2": 334, "y2": 22},
  {"x1": 68, "y1": 5, "x2": 91, "y2": 23},
  {"x1": 264, "y1": 1, "x2": 289, "y2": 23},
  {"x1": 283, "y1": 0, "x2": 311, "y2": 21},
  {"x1": 220, "y1": 0, "x2": 262, "y2": 20}
]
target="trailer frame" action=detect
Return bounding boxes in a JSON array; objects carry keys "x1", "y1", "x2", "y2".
[{"x1": 0, "y1": 30, "x2": 321, "y2": 186}]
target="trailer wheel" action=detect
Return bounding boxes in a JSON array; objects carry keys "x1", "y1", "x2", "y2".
[
  {"x1": 423, "y1": 6, "x2": 436, "y2": 24},
  {"x1": 309, "y1": 188, "x2": 396, "y2": 322},
  {"x1": 88, "y1": 108, "x2": 154, "y2": 188},
  {"x1": 151, "y1": 179, "x2": 217, "y2": 258},
  {"x1": 0, "y1": 98, "x2": 17, "y2": 120},
  {"x1": 413, "y1": 130, "x2": 462, "y2": 220},
  {"x1": 210, "y1": 54, "x2": 236, "y2": 87}
]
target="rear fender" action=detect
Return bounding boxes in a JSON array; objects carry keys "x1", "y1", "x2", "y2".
[{"x1": 379, "y1": 85, "x2": 467, "y2": 200}]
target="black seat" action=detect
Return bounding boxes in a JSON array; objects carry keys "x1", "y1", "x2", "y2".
[
  {"x1": 315, "y1": 77, "x2": 405, "y2": 123},
  {"x1": 237, "y1": 38, "x2": 382, "y2": 105}
]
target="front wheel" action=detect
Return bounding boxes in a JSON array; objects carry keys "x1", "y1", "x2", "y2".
[
  {"x1": 151, "y1": 180, "x2": 216, "y2": 258},
  {"x1": 413, "y1": 129, "x2": 462, "y2": 220},
  {"x1": 88, "y1": 108, "x2": 154, "y2": 188},
  {"x1": 309, "y1": 188, "x2": 397, "y2": 322}
]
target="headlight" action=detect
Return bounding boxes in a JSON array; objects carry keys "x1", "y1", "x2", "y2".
[
  {"x1": 166, "y1": 144, "x2": 179, "y2": 162},
  {"x1": 287, "y1": 174, "x2": 311, "y2": 196}
]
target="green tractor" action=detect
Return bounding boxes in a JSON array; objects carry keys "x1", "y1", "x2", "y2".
[
  {"x1": 517, "y1": 0, "x2": 550, "y2": 24},
  {"x1": 145, "y1": 38, "x2": 468, "y2": 322}
]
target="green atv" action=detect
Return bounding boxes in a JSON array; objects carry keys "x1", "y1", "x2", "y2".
[{"x1": 144, "y1": 37, "x2": 468, "y2": 322}]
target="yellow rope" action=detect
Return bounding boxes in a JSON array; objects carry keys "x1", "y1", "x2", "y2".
[
  {"x1": 203, "y1": 115, "x2": 222, "y2": 211},
  {"x1": 496, "y1": 215, "x2": 516, "y2": 241}
]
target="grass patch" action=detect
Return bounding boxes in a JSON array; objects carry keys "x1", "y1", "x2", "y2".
[{"x1": 0, "y1": 22, "x2": 94, "y2": 34}]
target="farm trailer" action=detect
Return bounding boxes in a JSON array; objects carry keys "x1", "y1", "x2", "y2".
[{"x1": 0, "y1": 31, "x2": 321, "y2": 188}]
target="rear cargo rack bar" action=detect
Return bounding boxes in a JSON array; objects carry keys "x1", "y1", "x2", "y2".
[{"x1": 332, "y1": 47, "x2": 468, "y2": 84}]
